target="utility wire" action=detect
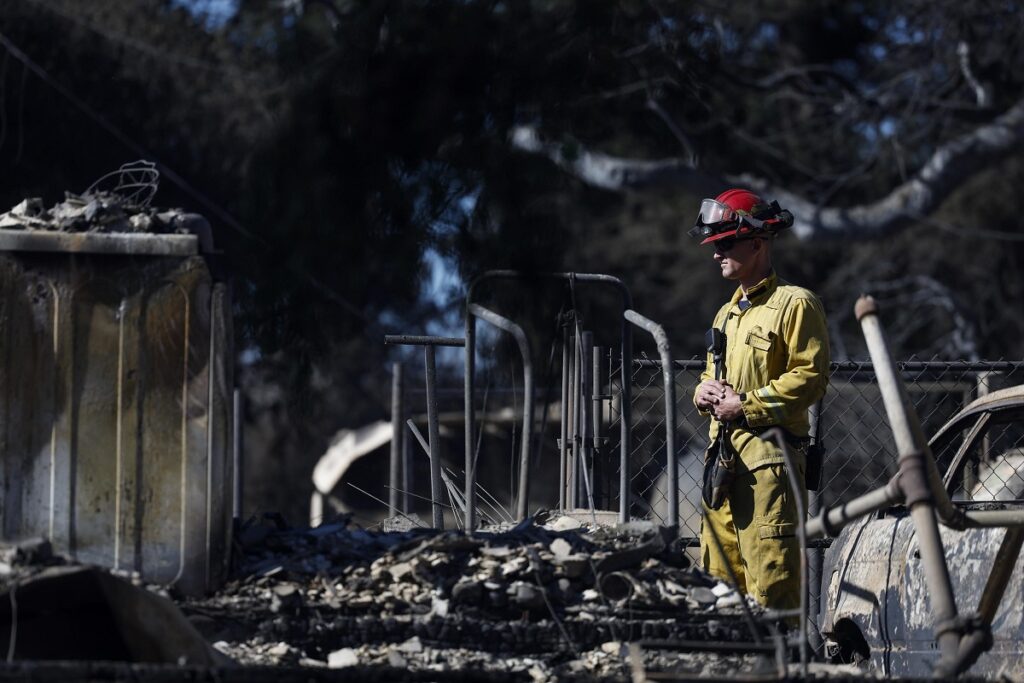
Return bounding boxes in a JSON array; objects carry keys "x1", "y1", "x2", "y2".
[
  {"x1": 0, "y1": 30, "x2": 263, "y2": 244},
  {"x1": 0, "y1": 29, "x2": 368, "y2": 322},
  {"x1": 24, "y1": 0, "x2": 266, "y2": 81}
]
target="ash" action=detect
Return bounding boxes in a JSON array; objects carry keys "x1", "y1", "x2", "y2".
[
  {"x1": 0, "y1": 194, "x2": 194, "y2": 235},
  {"x1": 182, "y1": 513, "x2": 780, "y2": 680}
]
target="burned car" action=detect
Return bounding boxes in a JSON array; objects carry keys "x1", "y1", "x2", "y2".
[{"x1": 821, "y1": 384, "x2": 1024, "y2": 677}]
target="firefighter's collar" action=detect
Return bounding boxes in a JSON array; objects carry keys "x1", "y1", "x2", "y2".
[{"x1": 730, "y1": 270, "x2": 777, "y2": 310}]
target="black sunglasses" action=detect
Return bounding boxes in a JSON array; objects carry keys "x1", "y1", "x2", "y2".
[{"x1": 712, "y1": 236, "x2": 754, "y2": 253}]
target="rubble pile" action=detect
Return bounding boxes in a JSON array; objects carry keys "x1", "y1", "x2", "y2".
[
  {"x1": 182, "y1": 514, "x2": 772, "y2": 680},
  {"x1": 0, "y1": 194, "x2": 195, "y2": 235}
]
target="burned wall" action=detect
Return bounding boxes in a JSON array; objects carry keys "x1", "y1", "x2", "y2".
[{"x1": 0, "y1": 243, "x2": 232, "y2": 594}]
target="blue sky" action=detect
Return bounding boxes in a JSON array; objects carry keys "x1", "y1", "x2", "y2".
[{"x1": 171, "y1": 0, "x2": 239, "y2": 29}]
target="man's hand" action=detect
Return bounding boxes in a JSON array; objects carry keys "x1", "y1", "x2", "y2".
[
  {"x1": 713, "y1": 384, "x2": 745, "y2": 422},
  {"x1": 695, "y1": 380, "x2": 727, "y2": 411}
]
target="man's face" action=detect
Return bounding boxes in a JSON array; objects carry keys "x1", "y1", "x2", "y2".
[{"x1": 711, "y1": 237, "x2": 758, "y2": 280}]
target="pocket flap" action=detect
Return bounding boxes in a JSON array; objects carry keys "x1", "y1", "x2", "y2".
[
  {"x1": 758, "y1": 521, "x2": 796, "y2": 540},
  {"x1": 745, "y1": 330, "x2": 773, "y2": 352}
]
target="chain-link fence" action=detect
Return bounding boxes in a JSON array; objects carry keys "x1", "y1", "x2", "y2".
[
  {"x1": 608, "y1": 357, "x2": 1024, "y2": 538},
  {"x1": 598, "y1": 356, "x2": 1024, "y2": 651}
]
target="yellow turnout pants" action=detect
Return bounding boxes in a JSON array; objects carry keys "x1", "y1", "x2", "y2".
[{"x1": 700, "y1": 463, "x2": 806, "y2": 610}]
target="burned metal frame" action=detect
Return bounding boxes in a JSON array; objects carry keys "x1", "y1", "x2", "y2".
[
  {"x1": 807, "y1": 296, "x2": 1024, "y2": 677},
  {"x1": 623, "y1": 310, "x2": 678, "y2": 532},
  {"x1": 761, "y1": 429, "x2": 809, "y2": 678},
  {"x1": 464, "y1": 271, "x2": 634, "y2": 530},
  {"x1": 466, "y1": 304, "x2": 534, "y2": 521},
  {"x1": 384, "y1": 334, "x2": 466, "y2": 530}
]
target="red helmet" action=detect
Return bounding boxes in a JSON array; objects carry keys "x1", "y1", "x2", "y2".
[{"x1": 689, "y1": 188, "x2": 793, "y2": 245}]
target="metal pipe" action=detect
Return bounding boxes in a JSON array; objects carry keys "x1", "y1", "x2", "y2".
[
  {"x1": 592, "y1": 345, "x2": 604, "y2": 507},
  {"x1": 465, "y1": 313, "x2": 477, "y2": 530},
  {"x1": 389, "y1": 362, "x2": 404, "y2": 517},
  {"x1": 569, "y1": 328, "x2": 579, "y2": 509},
  {"x1": 599, "y1": 571, "x2": 643, "y2": 602},
  {"x1": 805, "y1": 480, "x2": 902, "y2": 539},
  {"x1": 854, "y1": 300, "x2": 969, "y2": 531},
  {"x1": 856, "y1": 295, "x2": 961, "y2": 667},
  {"x1": 559, "y1": 325, "x2": 569, "y2": 511},
  {"x1": 460, "y1": 271, "x2": 634, "y2": 525},
  {"x1": 623, "y1": 310, "x2": 677, "y2": 531},
  {"x1": 402, "y1": 414, "x2": 412, "y2": 514},
  {"x1": 945, "y1": 528, "x2": 1024, "y2": 674},
  {"x1": 232, "y1": 388, "x2": 243, "y2": 521},
  {"x1": 384, "y1": 334, "x2": 465, "y2": 347},
  {"x1": 761, "y1": 429, "x2": 808, "y2": 678},
  {"x1": 580, "y1": 331, "x2": 595, "y2": 513},
  {"x1": 383, "y1": 335, "x2": 467, "y2": 521},
  {"x1": 467, "y1": 304, "x2": 534, "y2": 521},
  {"x1": 424, "y1": 346, "x2": 444, "y2": 529},
  {"x1": 978, "y1": 526, "x2": 1024, "y2": 624},
  {"x1": 964, "y1": 509, "x2": 1024, "y2": 527},
  {"x1": 619, "y1": 311, "x2": 632, "y2": 524},
  {"x1": 807, "y1": 399, "x2": 825, "y2": 660}
]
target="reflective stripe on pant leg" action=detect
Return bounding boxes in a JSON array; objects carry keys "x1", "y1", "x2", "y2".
[{"x1": 700, "y1": 497, "x2": 747, "y2": 596}]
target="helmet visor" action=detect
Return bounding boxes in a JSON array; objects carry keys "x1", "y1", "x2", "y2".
[{"x1": 695, "y1": 198, "x2": 738, "y2": 228}]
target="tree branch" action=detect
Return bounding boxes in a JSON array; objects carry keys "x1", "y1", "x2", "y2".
[{"x1": 510, "y1": 95, "x2": 1024, "y2": 240}]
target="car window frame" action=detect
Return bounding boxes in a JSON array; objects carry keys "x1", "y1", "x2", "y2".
[{"x1": 937, "y1": 412, "x2": 990, "y2": 494}]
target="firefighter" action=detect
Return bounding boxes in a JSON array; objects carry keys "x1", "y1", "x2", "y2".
[{"x1": 690, "y1": 188, "x2": 830, "y2": 610}]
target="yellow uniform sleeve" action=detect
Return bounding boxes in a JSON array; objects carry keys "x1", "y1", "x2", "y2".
[{"x1": 741, "y1": 296, "x2": 830, "y2": 428}]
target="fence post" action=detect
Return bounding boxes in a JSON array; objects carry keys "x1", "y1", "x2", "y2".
[
  {"x1": 384, "y1": 335, "x2": 465, "y2": 528},
  {"x1": 232, "y1": 388, "x2": 243, "y2": 522},
  {"x1": 580, "y1": 331, "x2": 595, "y2": 512},
  {"x1": 807, "y1": 398, "x2": 824, "y2": 659},
  {"x1": 623, "y1": 310, "x2": 677, "y2": 532},
  {"x1": 389, "y1": 362, "x2": 404, "y2": 517},
  {"x1": 593, "y1": 345, "x2": 605, "y2": 507},
  {"x1": 570, "y1": 329, "x2": 580, "y2": 509},
  {"x1": 559, "y1": 325, "x2": 570, "y2": 511},
  {"x1": 467, "y1": 304, "x2": 534, "y2": 521}
]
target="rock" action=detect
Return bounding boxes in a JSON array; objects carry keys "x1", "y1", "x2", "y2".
[
  {"x1": 711, "y1": 582, "x2": 734, "y2": 597},
  {"x1": 545, "y1": 515, "x2": 583, "y2": 532},
  {"x1": 510, "y1": 582, "x2": 544, "y2": 610},
  {"x1": 451, "y1": 580, "x2": 483, "y2": 604},
  {"x1": 716, "y1": 592, "x2": 742, "y2": 609},
  {"x1": 387, "y1": 649, "x2": 407, "y2": 668},
  {"x1": 431, "y1": 596, "x2": 450, "y2": 617},
  {"x1": 267, "y1": 642, "x2": 290, "y2": 657},
  {"x1": 549, "y1": 538, "x2": 572, "y2": 559},
  {"x1": 397, "y1": 636, "x2": 423, "y2": 654},
  {"x1": 270, "y1": 582, "x2": 302, "y2": 613},
  {"x1": 327, "y1": 648, "x2": 359, "y2": 668},
  {"x1": 555, "y1": 555, "x2": 589, "y2": 578},
  {"x1": 600, "y1": 641, "x2": 625, "y2": 655},
  {"x1": 389, "y1": 561, "x2": 413, "y2": 580},
  {"x1": 690, "y1": 587, "x2": 718, "y2": 607}
]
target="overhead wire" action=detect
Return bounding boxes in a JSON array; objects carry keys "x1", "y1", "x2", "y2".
[
  {"x1": 0, "y1": 29, "x2": 370, "y2": 322},
  {"x1": 24, "y1": 0, "x2": 267, "y2": 81}
]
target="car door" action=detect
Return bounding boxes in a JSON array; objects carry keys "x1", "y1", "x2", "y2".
[{"x1": 897, "y1": 405, "x2": 1024, "y2": 677}]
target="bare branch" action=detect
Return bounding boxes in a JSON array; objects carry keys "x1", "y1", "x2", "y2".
[
  {"x1": 957, "y1": 40, "x2": 990, "y2": 108},
  {"x1": 510, "y1": 95, "x2": 1024, "y2": 241}
]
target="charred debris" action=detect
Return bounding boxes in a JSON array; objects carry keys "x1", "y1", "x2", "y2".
[
  {"x1": 185, "y1": 512, "x2": 784, "y2": 681},
  {"x1": 0, "y1": 514, "x2": 810, "y2": 682}
]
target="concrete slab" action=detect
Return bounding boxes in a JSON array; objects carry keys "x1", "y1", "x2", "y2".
[{"x1": 0, "y1": 229, "x2": 198, "y2": 256}]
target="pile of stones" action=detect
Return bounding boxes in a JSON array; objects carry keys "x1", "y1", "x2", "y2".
[{"x1": 181, "y1": 513, "x2": 772, "y2": 680}]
